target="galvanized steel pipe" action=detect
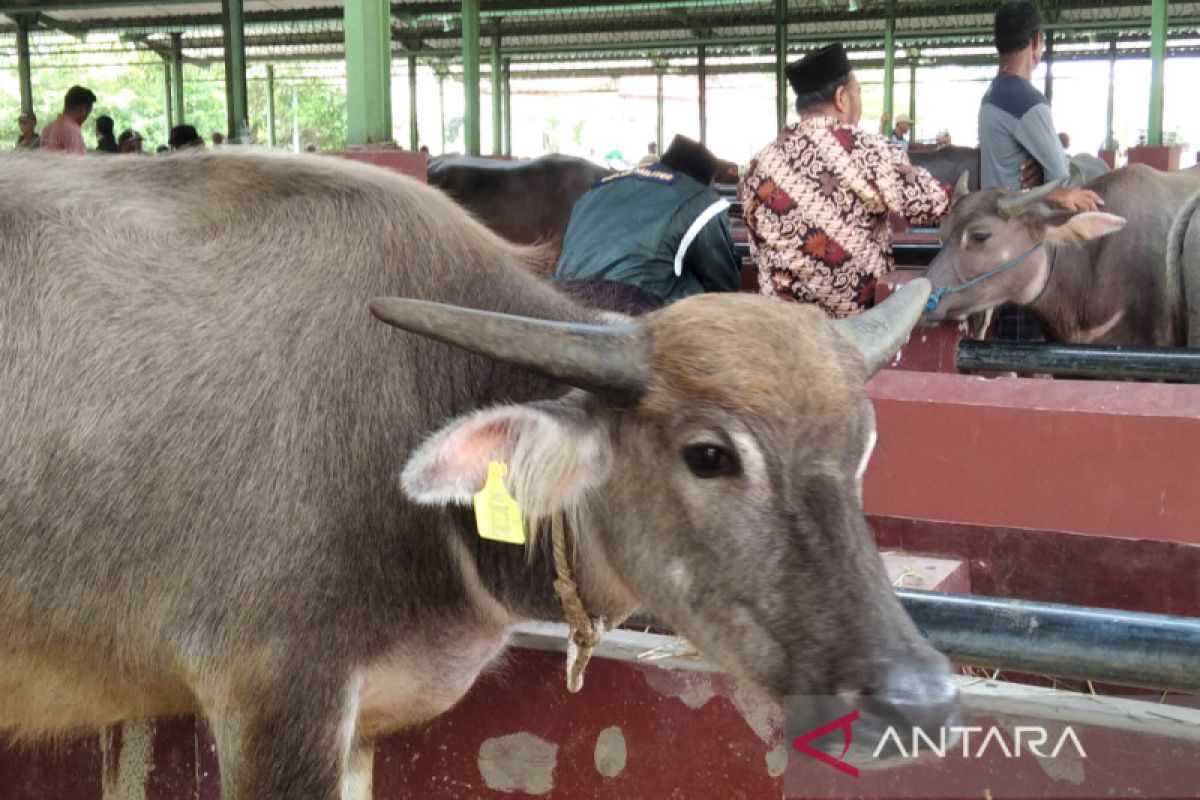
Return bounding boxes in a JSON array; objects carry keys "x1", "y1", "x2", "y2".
[{"x1": 900, "y1": 589, "x2": 1200, "y2": 694}]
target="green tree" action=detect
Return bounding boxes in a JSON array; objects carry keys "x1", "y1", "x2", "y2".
[{"x1": 3, "y1": 50, "x2": 352, "y2": 151}]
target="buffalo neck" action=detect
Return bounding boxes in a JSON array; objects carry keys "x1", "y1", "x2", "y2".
[
  {"x1": 1023, "y1": 243, "x2": 1100, "y2": 342},
  {"x1": 449, "y1": 501, "x2": 637, "y2": 626}
]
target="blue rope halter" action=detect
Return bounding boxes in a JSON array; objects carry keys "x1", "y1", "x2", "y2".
[{"x1": 925, "y1": 241, "x2": 1047, "y2": 312}]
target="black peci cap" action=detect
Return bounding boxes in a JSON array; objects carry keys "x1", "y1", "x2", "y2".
[
  {"x1": 786, "y1": 42, "x2": 852, "y2": 96},
  {"x1": 660, "y1": 134, "x2": 721, "y2": 185}
]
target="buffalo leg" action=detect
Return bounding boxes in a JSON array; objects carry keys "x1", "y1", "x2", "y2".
[{"x1": 206, "y1": 672, "x2": 361, "y2": 800}]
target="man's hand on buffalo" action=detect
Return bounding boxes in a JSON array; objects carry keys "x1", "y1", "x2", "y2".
[
  {"x1": 1048, "y1": 186, "x2": 1105, "y2": 212},
  {"x1": 1019, "y1": 157, "x2": 1044, "y2": 190}
]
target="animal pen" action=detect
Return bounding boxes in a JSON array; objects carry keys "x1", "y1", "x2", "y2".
[{"x1": 3, "y1": 2, "x2": 1200, "y2": 798}]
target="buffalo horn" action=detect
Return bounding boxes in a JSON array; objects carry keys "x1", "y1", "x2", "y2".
[
  {"x1": 369, "y1": 297, "x2": 649, "y2": 397},
  {"x1": 995, "y1": 178, "x2": 1065, "y2": 216},
  {"x1": 832, "y1": 278, "x2": 932, "y2": 377},
  {"x1": 951, "y1": 171, "x2": 971, "y2": 207}
]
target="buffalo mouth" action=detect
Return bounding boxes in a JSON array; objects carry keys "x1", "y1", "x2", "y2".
[{"x1": 785, "y1": 691, "x2": 963, "y2": 771}]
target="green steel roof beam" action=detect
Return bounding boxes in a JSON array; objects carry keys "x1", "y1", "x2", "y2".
[{"x1": 396, "y1": 0, "x2": 770, "y2": 21}]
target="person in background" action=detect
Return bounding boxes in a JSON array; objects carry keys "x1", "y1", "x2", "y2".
[
  {"x1": 212, "y1": 132, "x2": 226, "y2": 146},
  {"x1": 881, "y1": 111, "x2": 946, "y2": 154},
  {"x1": 95, "y1": 115, "x2": 119, "y2": 154},
  {"x1": 637, "y1": 140, "x2": 658, "y2": 167},
  {"x1": 41, "y1": 85, "x2": 96, "y2": 154},
  {"x1": 554, "y1": 134, "x2": 740, "y2": 312},
  {"x1": 15, "y1": 112, "x2": 40, "y2": 149},
  {"x1": 883, "y1": 112, "x2": 913, "y2": 150},
  {"x1": 419, "y1": 144, "x2": 431, "y2": 158},
  {"x1": 169, "y1": 125, "x2": 205, "y2": 151},
  {"x1": 979, "y1": 0, "x2": 1100, "y2": 210},
  {"x1": 739, "y1": 43, "x2": 949, "y2": 319},
  {"x1": 118, "y1": 129, "x2": 144, "y2": 154}
]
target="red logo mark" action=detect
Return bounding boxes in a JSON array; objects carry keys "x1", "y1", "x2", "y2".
[{"x1": 791, "y1": 709, "x2": 860, "y2": 778}]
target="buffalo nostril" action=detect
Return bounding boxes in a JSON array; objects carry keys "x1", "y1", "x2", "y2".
[
  {"x1": 865, "y1": 657, "x2": 960, "y2": 732},
  {"x1": 868, "y1": 671, "x2": 960, "y2": 734}
]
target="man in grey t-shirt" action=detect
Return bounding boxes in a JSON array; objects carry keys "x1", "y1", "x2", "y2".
[{"x1": 978, "y1": 1, "x2": 1101, "y2": 211}]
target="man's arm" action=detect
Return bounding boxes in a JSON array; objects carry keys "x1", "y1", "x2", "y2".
[
  {"x1": 1013, "y1": 104, "x2": 1070, "y2": 182},
  {"x1": 1013, "y1": 109, "x2": 1103, "y2": 211},
  {"x1": 873, "y1": 137, "x2": 951, "y2": 227}
]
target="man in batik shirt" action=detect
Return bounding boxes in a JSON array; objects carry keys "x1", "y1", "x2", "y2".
[{"x1": 739, "y1": 43, "x2": 950, "y2": 319}]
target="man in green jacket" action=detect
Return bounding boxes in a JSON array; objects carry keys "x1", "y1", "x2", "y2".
[{"x1": 554, "y1": 135, "x2": 740, "y2": 312}]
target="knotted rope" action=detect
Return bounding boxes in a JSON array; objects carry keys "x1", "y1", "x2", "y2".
[{"x1": 549, "y1": 513, "x2": 623, "y2": 693}]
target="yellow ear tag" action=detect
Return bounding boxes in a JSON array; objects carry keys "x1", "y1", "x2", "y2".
[{"x1": 473, "y1": 461, "x2": 527, "y2": 546}]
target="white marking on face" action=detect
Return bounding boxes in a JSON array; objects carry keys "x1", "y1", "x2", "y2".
[
  {"x1": 855, "y1": 427, "x2": 878, "y2": 484},
  {"x1": 731, "y1": 430, "x2": 767, "y2": 489}
]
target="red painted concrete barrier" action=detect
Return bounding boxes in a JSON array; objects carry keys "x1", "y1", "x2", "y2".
[
  {"x1": 864, "y1": 369, "x2": 1200, "y2": 544},
  {"x1": 330, "y1": 150, "x2": 428, "y2": 182},
  {"x1": 14, "y1": 640, "x2": 1195, "y2": 799}
]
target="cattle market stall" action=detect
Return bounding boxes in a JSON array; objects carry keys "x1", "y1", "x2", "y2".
[{"x1": 3, "y1": 1, "x2": 1200, "y2": 150}]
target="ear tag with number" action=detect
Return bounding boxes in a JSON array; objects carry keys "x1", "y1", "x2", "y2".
[{"x1": 473, "y1": 461, "x2": 527, "y2": 546}]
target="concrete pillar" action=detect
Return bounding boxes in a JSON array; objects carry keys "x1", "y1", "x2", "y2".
[
  {"x1": 1043, "y1": 32, "x2": 1054, "y2": 104},
  {"x1": 162, "y1": 59, "x2": 174, "y2": 134},
  {"x1": 908, "y1": 53, "x2": 918, "y2": 142},
  {"x1": 774, "y1": 0, "x2": 787, "y2": 130},
  {"x1": 170, "y1": 32, "x2": 185, "y2": 125},
  {"x1": 656, "y1": 71, "x2": 664, "y2": 154},
  {"x1": 266, "y1": 63, "x2": 276, "y2": 147},
  {"x1": 16, "y1": 15, "x2": 33, "y2": 118},
  {"x1": 344, "y1": 0, "x2": 393, "y2": 144},
  {"x1": 438, "y1": 72, "x2": 446, "y2": 152},
  {"x1": 461, "y1": 0, "x2": 481, "y2": 155},
  {"x1": 1106, "y1": 41, "x2": 1117, "y2": 151},
  {"x1": 502, "y1": 58, "x2": 512, "y2": 156},
  {"x1": 221, "y1": 0, "x2": 249, "y2": 142},
  {"x1": 883, "y1": 0, "x2": 895, "y2": 133},
  {"x1": 490, "y1": 21, "x2": 501, "y2": 155},
  {"x1": 1149, "y1": 0, "x2": 1168, "y2": 146},
  {"x1": 408, "y1": 54, "x2": 419, "y2": 151}
]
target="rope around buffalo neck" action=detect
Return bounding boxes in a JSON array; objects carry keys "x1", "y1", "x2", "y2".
[
  {"x1": 551, "y1": 513, "x2": 625, "y2": 692},
  {"x1": 1024, "y1": 243, "x2": 1058, "y2": 308},
  {"x1": 925, "y1": 241, "x2": 1046, "y2": 312}
]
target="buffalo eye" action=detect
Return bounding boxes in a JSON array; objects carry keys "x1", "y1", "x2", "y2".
[
  {"x1": 683, "y1": 443, "x2": 740, "y2": 479},
  {"x1": 970, "y1": 231, "x2": 991, "y2": 245}
]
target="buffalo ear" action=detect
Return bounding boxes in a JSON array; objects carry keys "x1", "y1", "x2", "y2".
[
  {"x1": 401, "y1": 395, "x2": 612, "y2": 519},
  {"x1": 1043, "y1": 212, "x2": 1126, "y2": 246}
]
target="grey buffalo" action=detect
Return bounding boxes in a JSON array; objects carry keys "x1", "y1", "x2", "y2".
[
  {"x1": 924, "y1": 165, "x2": 1200, "y2": 346},
  {"x1": 0, "y1": 151, "x2": 954, "y2": 799},
  {"x1": 910, "y1": 145, "x2": 981, "y2": 191}
]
